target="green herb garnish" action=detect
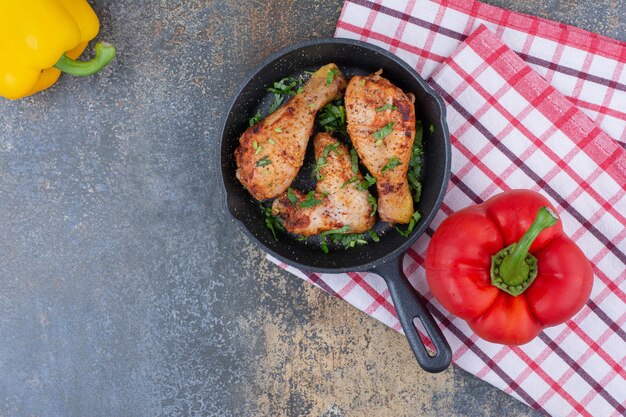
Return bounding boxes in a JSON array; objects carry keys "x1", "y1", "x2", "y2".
[
  {"x1": 321, "y1": 226, "x2": 351, "y2": 236},
  {"x1": 356, "y1": 173, "x2": 376, "y2": 191},
  {"x1": 350, "y1": 148, "x2": 359, "y2": 173},
  {"x1": 268, "y1": 138, "x2": 276, "y2": 145},
  {"x1": 334, "y1": 233, "x2": 368, "y2": 249},
  {"x1": 407, "y1": 121, "x2": 424, "y2": 204},
  {"x1": 319, "y1": 226, "x2": 381, "y2": 253},
  {"x1": 395, "y1": 211, "x2": 422, "y2": 237},
  {"x1": 249, "y1": 113, "x2": 262, "y2": 127},
  {"x1": 317, "y1": 100, "x2": 346, "y2": 133},
  {"x1": 360, "y1": 79, "x2": 366, "y2": 87},
  {"x1": 260, "y1": 204, "x2": 285, "y2": 240},
  {"x1": 381, "y1": 156, "x2": 401, "y2": 173},
  {"x1": 376, "y1": 103, "x2": 397, "y2": 112},
  {"x1": 268, "y1": 76, "x2": 301, "y2": 96},
  {"x1": 267, "y1": 76, "x2": 303, "y2": 113},
  {"x1": 274, "y1": 127, "x2": 283, "y2": 133},
  {"x1": 367, "y1": 194, "x2": 377, "y2": 217},
  {"x1": 287, "y1": 187, "x2": 298, "y2": 204},
  {"x1": 313, "y1": 143, "x2": 340, "y2": 180},
  {"x1": 429, "y1": 124, "x2": 435, "y2": 133},
  {"x1": 340, "y1": 176, "x2": 359, "y2": 188},
  {"x1": 373, "y1": 122, "x2": 394, "y2": 145},
  {"x1": 268, "y1": 95, "x2": 283, "y2": 114},
  {"x1": 298, "y1": 191, "x2": 323, "y2": 208},
  {"x1": 319, "y1": 225, "x2": 351, "y2": 253},
  {"x1": 256, "y1": 156, "x2": 271, "y2": 167},
  {"x1": 252, "y1": 141, "x2": 262, "y2": 155},
  {"x1": 326, "y1": 69, "x2": 337, "y2": 85}
]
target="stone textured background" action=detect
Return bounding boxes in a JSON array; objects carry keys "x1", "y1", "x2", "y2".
[{"x1": 1, "y1": 1, "x2": 623, "y2": 416}]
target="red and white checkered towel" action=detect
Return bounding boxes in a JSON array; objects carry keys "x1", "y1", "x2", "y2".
[{"x1": 270, "y1": 1, "x2": 626, "y2": 416}]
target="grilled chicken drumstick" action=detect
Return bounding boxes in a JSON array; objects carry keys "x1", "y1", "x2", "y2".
[
  {"x1": 345, "y1": 70, "x2": 416, "y2": 224},
  {"x1": 272, "y1": 132, "x2": 375, "y2": 236},
  {"x1": 235, "y1": 64, "x2": 347, "y2": 200}
]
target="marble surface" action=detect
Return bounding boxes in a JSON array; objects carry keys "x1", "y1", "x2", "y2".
[{"x1": 1, "y1": 1, "x2": 623, "y2": 416}]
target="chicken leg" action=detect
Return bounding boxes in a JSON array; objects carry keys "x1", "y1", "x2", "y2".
[
  {"x1": 345, "y1": 70, "x2": 415, "y2": 224},
  {"x1": 235, "y1": 64, "x2": 347, "y2": 200},
  {"x1": 272, "y1": 132, "x2": 376, "y2": 236}
]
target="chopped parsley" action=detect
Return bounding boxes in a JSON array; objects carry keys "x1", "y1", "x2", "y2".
[
  {"x1": 268, "y1": 76, "x2": 302, "y2": 96},
  {"x1": 381, "y1": 156, "x2": 401, "y2": 173},
  {"x1": 287, "y1": 187, "x2": 298, "y2": 204},
  {"x1": 319, "y1": 225, "x2": 350, "y2": 253},
  {"x1": 317, "y1": 100, "x2": 346, "y2": 133},
  {"x1": 267, "y1": 76, "x2": 303, "y2": 113},
  {"x1": 249, "y1": 113, "x2": 262, "y2": 127},
  {"x1": 356, "y1": 173, "x2": 376, "y2": 191},
  {"x1": 326, "y1": 69, "x2": 337, "y2": 85},
  {"x1": 333, "y1": 233, "x2": 368, "y2": 249},
  {"x1": 249, "y1": 76, "x2": 304, "y2": 126},
  {"x1": 367, "y1": 194, "x2": 377, "y2": 217},
  {"x1": 376, "y1": 103, "x2": 397, "y2": 112},
  {"x1": 256, "y1": 156, "x2": 271, "y2": 167},
  {"x1": 313, "y1": 143, "x2": 340, "y2": 180},
  {"x1": 408, "y1": 121, "x2": 425, "y2": 204},
  {"x1": 319, "y1": 226, "x2": 381, "y2": 253},
  {"x1": 298, "y1": 191, "x2": 323, "y2": 208},
  {"x1": 260, "y1": 204, "x2": 284, "y2": 240},
  {"x1": 340, "y1": 176, "x2": 359, "y2": 188},
  {"x1": 268, "y1": 95, "x2": 283, "y2": 114},
  {"x1": 350, "y1": 148, "x2": 359, "y2": 173},
  {"x1": 373, "y1": 122, "x2": 395, "y2": 145},
  {"x1": 395, "y1": 211, "x2": 422, "y2": 237}
]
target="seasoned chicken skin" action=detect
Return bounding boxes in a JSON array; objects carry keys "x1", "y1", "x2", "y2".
[
  {"x1": 345, "y1": 70, "x2": 415, "y2": 224},
  {"x1": 272, "y1": 132, "x2": 376, "y2": 236},
  {"x1": 235, "y1": 64, "x2": 347, "y2": 200}
]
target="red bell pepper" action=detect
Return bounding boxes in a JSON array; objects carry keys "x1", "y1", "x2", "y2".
[{"x1": 425, "y1": 190, "x2": 593, "y2": 345}]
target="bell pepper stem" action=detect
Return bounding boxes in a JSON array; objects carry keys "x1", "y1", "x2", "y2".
[
  {"x1": 54, "y1": 42, "x2": 116, "y2": 76},
  {"x1": 491, "y1": 207, "x2": 558, "y2": 296}
]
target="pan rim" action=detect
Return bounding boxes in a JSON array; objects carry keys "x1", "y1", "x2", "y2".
[{"x1": 219, "y1": 37, "x2": 451, "y2": 273}]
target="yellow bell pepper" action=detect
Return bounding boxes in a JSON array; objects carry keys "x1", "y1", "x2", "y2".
[{"x1": 0, "y1": 0, "x2": 116, "y2": 100}]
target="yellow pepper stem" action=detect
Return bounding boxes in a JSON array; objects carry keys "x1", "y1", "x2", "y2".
[{"x1": 54, "y1": 42, "x2": 116, "y2": 76}]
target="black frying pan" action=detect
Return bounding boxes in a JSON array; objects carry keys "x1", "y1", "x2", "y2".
[{"x1": 220, "y1": 38, "x2": 452, "y2": 373}]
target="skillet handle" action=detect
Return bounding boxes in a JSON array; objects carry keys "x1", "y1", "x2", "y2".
[{"x1": 372, "y1": 257, "x2": 452, "y2": 373}]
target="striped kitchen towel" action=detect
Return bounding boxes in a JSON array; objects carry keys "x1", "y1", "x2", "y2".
[{"x1": 270, "y1": 1, "x2": 626, "y2": 416}]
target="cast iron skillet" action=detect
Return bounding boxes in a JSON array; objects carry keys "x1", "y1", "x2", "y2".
[{"x1": 220, "y1": 38, "x2": 452, "y2": 373}]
